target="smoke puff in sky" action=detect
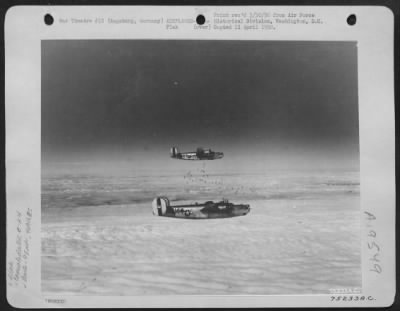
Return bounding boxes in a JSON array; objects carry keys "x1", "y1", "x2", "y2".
[{"x1": 42, "y1": 40, "x2": 359, "y2": 171}]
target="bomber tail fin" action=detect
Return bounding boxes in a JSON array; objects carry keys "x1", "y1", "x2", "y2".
[
  {"x1": 152, "y1": 197, "x2": 174, "y2": 216},
  {"x1": 170, "y1": 146, "x2": 180, "y2": 158}
]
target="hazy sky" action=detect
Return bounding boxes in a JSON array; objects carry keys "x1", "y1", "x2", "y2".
[{"x1": 42, "y1": 40, "x2": 359, "y2": 172}]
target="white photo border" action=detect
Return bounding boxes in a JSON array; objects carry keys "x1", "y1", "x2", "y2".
[{"x1": 5, "y1": 5, "x2": 395, "y2": 308}]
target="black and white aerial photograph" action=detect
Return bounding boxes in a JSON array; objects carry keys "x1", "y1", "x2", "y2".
[{"x1": 41, "y1": 40, "x2": 360, "y2": 295}]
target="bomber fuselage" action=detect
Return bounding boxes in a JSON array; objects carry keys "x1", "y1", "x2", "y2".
[
  {"x1": 152, "y1": 197, "x2": 250, "y2": 219},
  {"x1": 170, "y1": 147, "x2": 224, "y2": 160}
]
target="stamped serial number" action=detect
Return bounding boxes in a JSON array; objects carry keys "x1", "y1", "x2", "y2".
[
  {"x1": 329, "y1": 287, "x2": 361, "y2": 294},
  {"x1": 45, "y1": 298, "x2": 65, "y2": 304},
  {"x1": 330, "y1": 295, "x2": 375, "y2": 302}
]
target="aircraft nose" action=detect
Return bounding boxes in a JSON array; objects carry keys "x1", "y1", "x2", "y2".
[{"x1": 237, "y1": 204, "x2": 250, "y2": 215}]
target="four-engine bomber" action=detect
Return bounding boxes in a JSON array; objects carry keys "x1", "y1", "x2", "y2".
[
  {"x1": 170, "y1": 146, "x2": 224, "y2": 160},
  {"x1": 152, "y1": 197, "x2": 250, "y2": 219}
]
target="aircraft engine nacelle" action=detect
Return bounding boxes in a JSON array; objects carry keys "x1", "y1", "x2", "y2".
[{"x1": 152, "y1": 197, "x2": 170, "y2": 216}]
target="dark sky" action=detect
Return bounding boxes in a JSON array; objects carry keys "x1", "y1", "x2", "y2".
[{"x1": 42, "y1": 40, "x2": 359, "y2": 171}]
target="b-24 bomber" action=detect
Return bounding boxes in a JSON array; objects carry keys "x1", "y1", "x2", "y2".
[
  {"x1": 170, "y1": 146, "x2": 224, "y2": 160},
  {"x1": 152, "y1": 197, "x2": 250, "y2": 219}
]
